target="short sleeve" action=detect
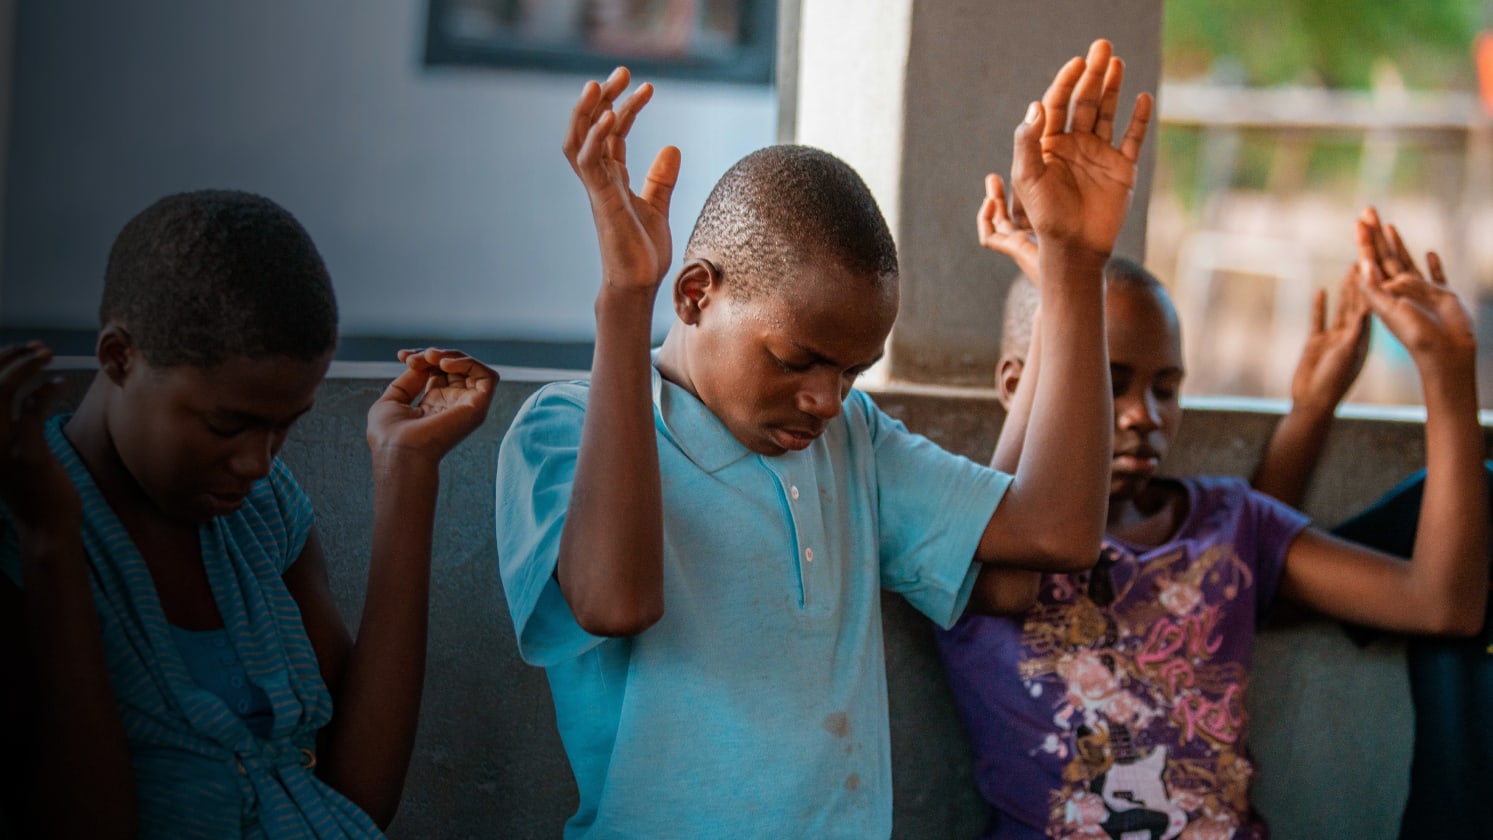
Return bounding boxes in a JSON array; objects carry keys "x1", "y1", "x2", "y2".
[
  {"x1": 495, "y1": 382, "x2": 604, "y2": 667},
  {"x1": 264, "y1": 458, "x2": 315, "y2": 574},
  {"x1": 1241, "y1": 483, "x2": 1312, "y2": 617},
  {"x1": 857, "y1": 392, "x2": 1012, "y2": 629}
]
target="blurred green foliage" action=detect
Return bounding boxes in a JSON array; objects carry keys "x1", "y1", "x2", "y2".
[{"x1": 1164, "y1": 0, "x2": 1489, "y2": 89}]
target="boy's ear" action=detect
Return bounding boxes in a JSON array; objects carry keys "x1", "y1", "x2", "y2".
[
  {"x1": 673, "y1": 258, "x2": 722, "y2": 326},
  {"x1": 96, "y1": 324, "x2": 137, "y2": 385},
  {"x1": 995, "y1": 355, "x2": 1024, "y2": 410}
]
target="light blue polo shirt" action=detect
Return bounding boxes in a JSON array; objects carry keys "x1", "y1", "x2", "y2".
[{"x1": 495, "y1": 369, "x2": 1011, "y2": 839}]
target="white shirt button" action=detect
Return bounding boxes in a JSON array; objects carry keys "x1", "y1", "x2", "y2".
[
  {"x1": 805, "y1": 547, "x2": 814, "y2": 563},
  {"x1": 790, "y1": 485, "x2": 800, "y2": 500}
]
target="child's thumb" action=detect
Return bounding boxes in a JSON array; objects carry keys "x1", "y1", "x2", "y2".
[{"x1": 1011, "y1": 101, "x2": 1044, "y2": 196}]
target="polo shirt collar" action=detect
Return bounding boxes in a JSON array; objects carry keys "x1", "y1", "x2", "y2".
[{"x1": 652, "y1": 362, "x2": 755, "y2": 474}]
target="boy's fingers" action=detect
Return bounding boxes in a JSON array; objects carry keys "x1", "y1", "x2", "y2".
[
  {"x1": 564, "y1": 80, "x2": 603, "y2": 163},
  {"x1": 1012, "y1": 102, "x2": 1046, "y2": 191},
  {"x1": 1427, "y1": 251, "x2": 1448, "y2": 286},
  {"x1": 640, "y1": 145, "x2": 682, "y2": 214},
  {"x1": 1094, "y1": 56, "x2": 1125, "y2": 143},
  {"x1": 1385, "y1": 224, "x2": 1418, "y2": 276},
  {"x1": 1041, "y1": 57, "x2": 1085, "y2": 137},
  {"x1": 977, "y1": 197, "x2": 996, "y2": 243},
  {"x1": 1309, "y1": 288, "x2": 1326, "y2": 335},
  {"x1": 575, "y1": 110, "x2": 618, "y2": 181},
  {"x1": 379, "y1": 364, "x2": 432, "y2": 405},
  {"x1": 612, "y1": 82, "x2": 654, "y2": 139},
  {"x1": 1117, "y1": 92, "x2": 1153, "y2": 162},
  {"x1": 1067, "y1": 39, "x2": 1113, "y2": 134}
]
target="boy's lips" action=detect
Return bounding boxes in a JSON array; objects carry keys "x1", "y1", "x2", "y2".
[
  {"x1": 769, "y1": 426, "x2": 821, "y2": 451},
  {"x1": 1112, "y1": 448, "x2": 1159, "y2": 475}
]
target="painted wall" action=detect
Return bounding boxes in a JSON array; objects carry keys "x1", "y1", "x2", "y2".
[{"x1": 0, "y1": 1, "x2": 775, "y2": 345}]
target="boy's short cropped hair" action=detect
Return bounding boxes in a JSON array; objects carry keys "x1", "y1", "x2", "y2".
[
  {"x1": 1000, "y1": 274, "x2": 1040, "y2": 360},
  {"x1": 100, "y1": 189, "x2": 338, "y2": 368},
  {"x1": 1000, "y1": 257, "x2": 1174, "y2": 363},
  {"x1": 684, "y1": 145, "x2": 898, "y2": 298}
]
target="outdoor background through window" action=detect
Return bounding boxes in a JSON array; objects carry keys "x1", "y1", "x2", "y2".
[{"x1": 1150, "y1": 0, "x2": 1493, "y2": 407}]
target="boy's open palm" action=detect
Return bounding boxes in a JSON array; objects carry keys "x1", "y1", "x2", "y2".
[
  {"x1": 366, "y1": 348, "x2": 497, "y2": 462},
  {"x1": 0, "y1": 343, "x2": 79, "y2": 530},
  {"x1": 563, "y1": 67, "x2": 681, "y2": 295},
  {"x1": 1011, "y1": 39, "x2": 1153, "y2": 261},
  {"x1": 1355, "y1": 210, "x2": 1474, "y2": 364}
]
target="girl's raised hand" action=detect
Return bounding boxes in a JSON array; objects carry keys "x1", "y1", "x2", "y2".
[
  {"x1": 1290, "y1": 263, "x2": 1372, "y2": 414},
  {"x1": 563, "y1": 66, "x2": 682, "y2": 297},
  {"x1": 366, "y1": 348, "x2": 497, "y2": 464}
]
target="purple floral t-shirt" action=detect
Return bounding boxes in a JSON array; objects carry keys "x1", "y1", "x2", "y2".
[{"x1": 936, "y1": 476, "x2": 1310, "y2": 840}]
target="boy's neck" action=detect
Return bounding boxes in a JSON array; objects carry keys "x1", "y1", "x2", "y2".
[
  {"x1": 1107, "y1": 478, "x2": 1188, "y2": 548},
  {"x1": 653, "y1": 324, "x2": 696, "y2": 399}
]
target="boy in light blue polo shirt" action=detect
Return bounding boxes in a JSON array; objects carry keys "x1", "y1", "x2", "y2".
[{"x1": 497, "y1": 41, "x2": 1154, "y2": 838}]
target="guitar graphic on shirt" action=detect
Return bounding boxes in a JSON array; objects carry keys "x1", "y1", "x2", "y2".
[{"x1": 1097, "y1": 723, "x2": 1188, "y2": 840}]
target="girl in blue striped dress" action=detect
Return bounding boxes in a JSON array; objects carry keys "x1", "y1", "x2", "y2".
[{"x1": 0, "y1": 190, "x2": 495, "y2": 838}]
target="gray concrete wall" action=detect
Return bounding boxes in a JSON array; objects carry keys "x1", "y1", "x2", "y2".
[{"x1": 40, "y1": 364, "x2": 1467, "y2": 838}]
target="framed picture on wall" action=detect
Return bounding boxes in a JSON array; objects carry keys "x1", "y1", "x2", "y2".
[{"x1": 424, "y1": 0, "x2": 777, "y2": 85}]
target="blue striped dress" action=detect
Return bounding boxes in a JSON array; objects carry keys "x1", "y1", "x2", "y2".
[{"x1": 0, "y1": 416, "x2": 383, "y2": 839}]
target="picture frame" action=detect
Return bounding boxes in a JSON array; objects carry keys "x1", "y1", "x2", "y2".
[{"x1": 424, "y1": 0, "x2": 778, "y2": 85}]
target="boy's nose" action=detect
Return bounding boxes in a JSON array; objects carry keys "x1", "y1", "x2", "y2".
[
  {"x1": 1116, "y1": 393, "x2": 1161, "y2": 431},
  {"x1": 797, "y1": 382, "x2": 843, "y2": 421}
]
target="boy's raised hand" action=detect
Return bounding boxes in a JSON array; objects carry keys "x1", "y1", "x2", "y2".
[
  {"x1": 976, "y1": 173, "x2": 1040, "y2": 282},
  {"x1": 366, "y1": 348, "x2": 497, "y2": 463},
  {"x1": 1291, "y1": 263, "x2": 1372, "y2": 414},
  {"x1": 0, "y1": 342, "x2": 79, "y2": 531},
  {"x1": 563, "y1": 67, "x2": 682, "y2": 296},
  {"x1": 1010, "y1": 39, "x2": 1153, "y2": 263},
  {"x1": 1355, "y1": 208, "x2": 1475, "y2": 367}
]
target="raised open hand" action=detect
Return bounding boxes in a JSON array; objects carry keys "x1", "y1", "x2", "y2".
[
  {"x1": 0, "y1": 342, "x2": 80, "y2": 529},
  {"x1": 366, "y1": 348, "x2": 498, "y2": 464},
  {"x1": 1355, "y1": 208, "x2": 1474, "y2": 366},
  {"x1": 976, "y1": 173, "x2": 1039, "y2": 281},
  {"x1": 1291, "y1": 263, "x2": 1372, "y2": 413},
  {"x1": 1010, "y1": 39, "x2": 1153, "y2": 263},
  {"x1": 563, "y1": 66, "x2": 682, "y2": 296}
]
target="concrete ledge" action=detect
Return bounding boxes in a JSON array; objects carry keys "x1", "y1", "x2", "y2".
[{"x1": 34, "y1": 365, "x2": 1479, "y2": 837}]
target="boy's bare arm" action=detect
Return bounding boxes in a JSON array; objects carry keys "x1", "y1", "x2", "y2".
[
  {"x1": 291, "y1": 348, "x2": 495, "y2": 826},
  {"x1": 0, "y1": 344, "x2": 136, "y2": 838},
  {"x1": 555, "y1": 69, "x2": 680, "y2": 637},
  {"x1": 1251, "y1": 264, "x2": 1370, "y2": 506},
  {"x1": 977, "y1": 39, "x2": 1153, "y2": 572},
  {"x1": 1279, "y1": 213, "x2": 1489, "y2": 635}
]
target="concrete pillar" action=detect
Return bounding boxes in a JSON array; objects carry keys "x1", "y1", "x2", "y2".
[{"x1": 781, "y1": 0, "x2": 1162, "y2": 386}]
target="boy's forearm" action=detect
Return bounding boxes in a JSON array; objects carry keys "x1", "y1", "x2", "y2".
[
  {"x1": 1252, "y1": 403, "x2": 1335, "y2": 507},
  {"x1": 983, "y1": 247, "x2": 1110, "y2": 569},
  {"x1": 18, "y1": 528, "x2": 137, "y2": 838},
  {"x1": 317, "y1": 456, "x2": 439, "y2": 827},
  {"x1": 991, "y1": 319, "x2": 1041, "y2": 474},
  {"x1": 556, "y1": 287, "x2": 666, "y2": 637},
  {"x1": 1408, "y1": 358, "x2": 1489, "y2": 634}
]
